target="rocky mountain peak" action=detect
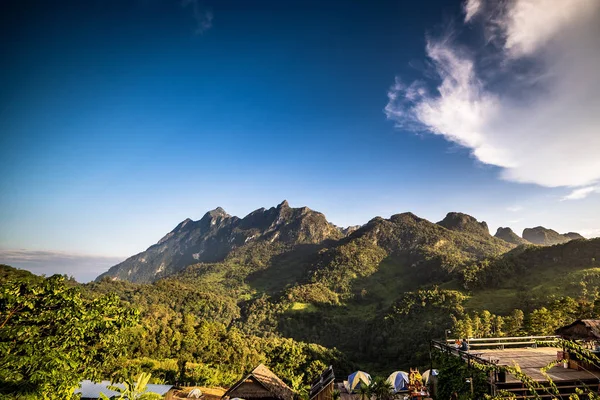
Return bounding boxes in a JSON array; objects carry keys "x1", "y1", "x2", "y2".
[
  {"x1": 494, "y1": 227, "x2": 529, "y2": 245},
  {"x1": 522, "y1": 227, "x2": 584, "y2": 246},
  {"x1": 277, "y1": 200, "x2": 290, "y2": 209},
  {"x1": 340, "y1": 225, "x2": 361, "y2": 236},
  {"x1": 389, "y1": 212, "x2": 424, "y2": 225},
  {"x1": 523, "y1": 226, "x2": 568, "y2": 246},
  {"x1": 437, "y1": 212, "x2": 490, "y2": 236},
  {"x1": 203, "y1": 207, "x2": 229, "y2": 219},
  {"x1": 564, "y1": 232, "x2": 585, "y2": 240}
]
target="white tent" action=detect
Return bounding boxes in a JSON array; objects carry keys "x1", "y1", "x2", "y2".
[
  {"x1": 344, "y1": 371, "x2": 371, "y2": 393},
  {"x1": 386, "y1": 371, "x2": 409, "y2": 393},
  {"x1": 422, "y1": 369, "x2": 438, "y2": 385}
]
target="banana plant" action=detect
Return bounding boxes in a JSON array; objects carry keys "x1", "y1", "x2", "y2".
[{"x1": 99, "y1": 372, "x2": 162, "y2": 400}]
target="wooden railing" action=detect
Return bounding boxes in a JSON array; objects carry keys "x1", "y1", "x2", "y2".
[
  {"x1": 443, "y1": 336, "x2": 559, "y2": 350},
  {"x1": 431, "y1": 339, "x2": 495, "y2": 367}
]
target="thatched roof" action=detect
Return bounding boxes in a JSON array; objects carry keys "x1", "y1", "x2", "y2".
[
  {"x1": 555, "y1": 319, "x2": 600, "y2": 340},
  {"x1": 222, "y1": 364, "x2": 294, "y2": 400}
]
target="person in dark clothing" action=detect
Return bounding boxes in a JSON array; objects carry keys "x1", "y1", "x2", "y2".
[{"x1": 460, "y1": 339, "x2": 469, "y2": 351}]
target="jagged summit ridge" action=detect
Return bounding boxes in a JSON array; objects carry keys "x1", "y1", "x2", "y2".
[
  {"x1": 97, "y1": 201, "x2": 342, "y2": 283},
  {"x1": 97, "y1": 202, "x2": 590, "y2": 284},
  {"x1": 203, "y1": 207, "x2": 230, "y2": 219}
]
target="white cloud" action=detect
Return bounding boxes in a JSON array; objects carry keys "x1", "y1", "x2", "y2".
[
  {"x1": 561, "y1": 186, "x2": 600, "y2": 201},
  {"x1": 463, "y1": 0, "x2": 481, "y2": 22},
  {"x1": 501, "y1": 0, "x2": 598, "y2": 57},
  {"x1": 386, "y1": 0, "x2": 600, "y2": 192}
]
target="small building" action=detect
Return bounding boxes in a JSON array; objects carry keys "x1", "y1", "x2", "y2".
[
  {"x1": 555, "y1": 319, "x2": 600, "y2": 341},
  {"x1": 222, "y1": 364, "x2": 294, "y2": 400},
  {"x1": 309, "y1": 366, "x2": 335, "y2": 400}
]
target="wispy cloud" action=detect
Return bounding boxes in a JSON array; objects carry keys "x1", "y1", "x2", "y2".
[
  {"x1": 0, "y1": 249, "x2": 123, "y2": 283},
  {"x1": 561, "y1": 186, "x2": 600, "y2": 201},
  {"x1": 463, "y1": 0, "x2": 481, "y2": 22},
  {"x1": 385, "y1": 0, "x2": 600, "y2": 195},
  {"x1": 506, "y1": 205, "x2": 523, "y2": 212},
  {"x1": 182, "y1": 0, "x2": 213, "y2": 34}
]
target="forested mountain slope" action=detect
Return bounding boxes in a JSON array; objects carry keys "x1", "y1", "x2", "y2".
[
  {"x1": 6, "y1": 202, "x2": 597, "y2": 387},
  {"x1": 3, "y1": 231, "x2": 599, "y2": 389}
]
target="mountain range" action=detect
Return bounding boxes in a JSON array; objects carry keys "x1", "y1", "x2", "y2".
[
  {"x1": 98, "y1": 201, "x2": 587, "y2": 284},
  {"x1": 5, "y1": 200, "x2": 600, "y2": 382}
]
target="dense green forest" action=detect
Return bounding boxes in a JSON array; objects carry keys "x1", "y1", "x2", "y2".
[{"x1": 2, "y1": 207, "x2": 600, "y2": 399}]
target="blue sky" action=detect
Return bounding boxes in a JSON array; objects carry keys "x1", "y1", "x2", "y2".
[{"x1": 1, "y1": 0, "x2": 599, "y2": 282}]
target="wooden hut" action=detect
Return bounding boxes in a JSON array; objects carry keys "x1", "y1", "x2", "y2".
[
  {"x1": 222, "y1": 364, "x2": 294, "y2": 400},
  {"x1": 555, "y1": 319, "x2": 600, "y2": 341},
  {"x1": 309, "y1": 366, "x2": 335, "y2": 400}
]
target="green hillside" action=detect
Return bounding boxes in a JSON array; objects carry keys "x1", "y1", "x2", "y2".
[{"x1": 2, "y1": 209, "x2": 599, "y2": 397}]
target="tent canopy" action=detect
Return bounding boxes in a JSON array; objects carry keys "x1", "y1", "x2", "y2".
[
  {"x1": 386, "y1": 371, "x2": 409, "y2": 392},
  {"x1": 346, "y1": 371, "x2": 371, "y2": 392},
  {"x1": 421, "y1": 370, "x2": 438, "y2": 385}
]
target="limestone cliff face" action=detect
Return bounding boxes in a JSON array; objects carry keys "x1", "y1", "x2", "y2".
[{"x1": 97, "y1": 200, "x2": 343, "y2": 283}]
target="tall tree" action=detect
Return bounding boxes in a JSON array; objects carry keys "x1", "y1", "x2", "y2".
[{"x1": 0, "y1": 275, "x2": 138, "y2": 399}]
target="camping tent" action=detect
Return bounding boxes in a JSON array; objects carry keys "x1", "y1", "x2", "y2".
[
  {"x1": 345, "y1": 371, "x2": 371, "y2": 393},
  {"x1": 421, "y1": 369, "x2": 438, "y2": 385},
  {"x1": 386, "y1": 371, "x2": 409, "y2": 393}
]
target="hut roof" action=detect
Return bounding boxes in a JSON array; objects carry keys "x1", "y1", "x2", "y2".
[
  {"x1": 222, "y1": 364, "x2": 294, "y2": 400},
  {"x1": 555, "y1": 319, "x2": 600, "y2": 340}
]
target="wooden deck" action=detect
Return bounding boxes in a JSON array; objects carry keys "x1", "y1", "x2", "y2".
[
  {"x1": 336, "y1": 382, "x2": 355, "y2": 400},
  {"x1": 477, "y1": 347, "x2": 600, "y2": 383}
]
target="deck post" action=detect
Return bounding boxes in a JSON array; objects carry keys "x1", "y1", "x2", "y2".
[{"x1": 429, "y1": 340, "x2": 433, "y2": 371}]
